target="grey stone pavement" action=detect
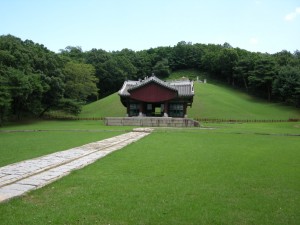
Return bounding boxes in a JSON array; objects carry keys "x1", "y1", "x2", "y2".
[{"x1": 0, "y1": 129, "x2": 152, "y2": 203}]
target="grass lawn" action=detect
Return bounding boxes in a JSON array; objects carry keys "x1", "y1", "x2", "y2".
[
  {"x1": 201, "y1": 121, "x2": 300, "y2": 135},
  {"x1": 0, "y1": 122, "x2": 299, "y2": 225},
  {"x1": 0, "y1": 120, "x2": 129, "y2": 167}
]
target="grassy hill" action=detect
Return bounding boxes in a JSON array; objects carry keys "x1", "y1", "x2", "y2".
[
  {"x1": 80, "y1": 92, "x2": 124, "y2": 118},
  {"x1": 80, "y1": 71, "x2": 300, "y2": 120},
  {"x1": 189, "y1": 82, "x2": 300, "y2": 120}
]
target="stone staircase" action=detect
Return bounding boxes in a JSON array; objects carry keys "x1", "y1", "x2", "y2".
[{"x1": 105, "y1": 117, "x2": 200, "y2": 127}]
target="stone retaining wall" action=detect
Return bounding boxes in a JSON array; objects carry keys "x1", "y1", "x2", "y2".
[{"x1": 104, "y1": 117, "x2": 200, "y2": 127}]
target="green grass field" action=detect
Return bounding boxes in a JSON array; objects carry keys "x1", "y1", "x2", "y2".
[
  {"x1": 0, "y1": 120, "x2": 130, "y2": 167},
  {"x1": 0, "y1": 122, "x2": 299, "y2": 224}
]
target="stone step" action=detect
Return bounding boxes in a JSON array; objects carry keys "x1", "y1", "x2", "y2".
[{"x1": 105, "y1": 117, "x2": 200, "y2": 127}]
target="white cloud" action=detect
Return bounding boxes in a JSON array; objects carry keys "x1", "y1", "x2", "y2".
[
  {"x1": 250, "y1": 37, "x2": 259, "y2": 45},
  {"x1": 284, "y1": 7, "x2": 300, "y2": 21}
]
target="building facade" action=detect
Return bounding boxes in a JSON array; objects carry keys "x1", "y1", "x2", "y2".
[{"x1": 118, "y1": 76, "x2": 194, "y2": 118}]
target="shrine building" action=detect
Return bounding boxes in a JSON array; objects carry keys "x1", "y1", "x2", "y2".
[{"x1": 118, "y1": 76, "x2": 194, "y2": 118}]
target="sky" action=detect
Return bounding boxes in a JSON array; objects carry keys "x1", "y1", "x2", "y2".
[{"x1": 1, "y1": 0, "x2": 299, "y2": 53}]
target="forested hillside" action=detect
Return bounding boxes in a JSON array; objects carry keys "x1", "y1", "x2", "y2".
[{"x1": 1, "y1": 35, "x2": 299, "y2": 123}]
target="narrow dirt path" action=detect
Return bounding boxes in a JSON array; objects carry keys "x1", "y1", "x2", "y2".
[{"x1": 0, "y1": 129, "x2": 152, "y2": 203}]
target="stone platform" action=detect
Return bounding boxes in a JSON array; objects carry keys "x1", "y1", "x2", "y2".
[{"x1": 105, "y1": 117, "x2": 200, "y2": 127}]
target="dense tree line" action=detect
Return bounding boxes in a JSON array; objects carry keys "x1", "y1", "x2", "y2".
[
  {"x1": 0, "y1": 35, "x2": 299, "y2": 123},
  {"x1": 0, "y1": 35, "x2": 98, "y2": 124}
]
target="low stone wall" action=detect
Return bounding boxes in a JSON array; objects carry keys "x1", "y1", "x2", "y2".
[{"x1": 104, "y1": 117, "x2": 200, "y2": 127}]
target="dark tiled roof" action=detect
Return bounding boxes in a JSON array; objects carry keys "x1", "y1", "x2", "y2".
[
  {"x1": 118, "y1": 80, "x2": 139, "y2": 96},
  {"x1": 128, "y1": 76, "x2": 178, "y2": 92},
  {"x1": 169, "y1": 81, "x2": 194, "y2": 97},
  {"x1": 119, "y1": 76, "x2": 194, "y2": 97}
]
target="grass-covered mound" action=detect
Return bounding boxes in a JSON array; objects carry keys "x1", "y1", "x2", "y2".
[
  {"x1": 80, "y1": 93, "x2": 124, "y2": 118},
  {"x1": 189, "y1": 82, "x2": 300, "y2": 120}
]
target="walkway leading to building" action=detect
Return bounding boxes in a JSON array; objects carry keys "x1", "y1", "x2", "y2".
[{"x1": 0, "y1": 129, "x2": 152, "y2": 203}]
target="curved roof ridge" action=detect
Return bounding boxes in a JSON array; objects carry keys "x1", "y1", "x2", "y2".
[
  {"x1": 118, "y1": 80, "x2": 139, "y2": 96},
  {"x1": 119, "y1": 76, "x2": 194, "y2": 97},
  {"x1": 127, "y1": 76, "x2": 178, "y2": 92}
]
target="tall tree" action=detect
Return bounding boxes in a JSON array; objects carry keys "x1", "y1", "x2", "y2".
[
  {"x1": 233, "y1": 55, "x2": 256, "y2": 91},
  {"x1": 273, "y1": 50, "x2": 293, "y2": 66},
  {"x1": 39, "y1": 74, "x2": 65, "y2": 117},
  {"x1": 0, "y1": 71, "x2": 11, "y2": 125},
  {"x1": 7, "y1": 68, "x2": 43, "y2": 119},
  {"x1": 153, "y1": 58, "x2": 170, "y2": 78},
  {"x1": 134, "y1": 50, "x2": 152, "y2": 78},
  {"x1": 248, "y1": 56, "x2": 277, "y2": 101},
  {"x1": 201, "y1": 44, "x2": 223, "y2": 76},
  {"x1": 59, "y1": 46, "x2": 85, "y2": 62},
  {"x1": 218, "y1": 48, "x2": 239, "y2": 85},
  {"x1": 63, "y1": 61, "x2": 98, "y2": 101},
  {"x1": 273, "y1": 66, "x2": 300, "y2": 106}
]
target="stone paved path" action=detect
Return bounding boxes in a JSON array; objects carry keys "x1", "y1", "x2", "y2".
[{"x1": 0, "y1": 129, "x2": 152, "y2": 203}]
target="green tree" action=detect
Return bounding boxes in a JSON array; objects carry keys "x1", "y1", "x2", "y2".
[
  {"x1": 273, "y1": 66, "x2": 300, "y2": 106},
  {"x1": 0, "y1": 50, "x2": 16, "y2": 67},
  {"x1": 233, "y1": 55, "x2": 256, "y2": 91},
  {"x1": 273, "y1": 50, "x2": 293, "y2": 66},
  {"x1": 201, "y1": 44, "x2": 223, "y2": 76},
  {"x1": 63, "y1": 61, "x2": 98, "y2": 101},
  {"x1": 153, "y1": 58, "x2": 170, "y2": 78},
  {"x1": 134, "y1": 50, "x2": 152, "y2": 78},
  {"x1": 59, "y1": 46, "x2": 85, "y2": 62},
  {"x1": 39, "y1": 74, "x2": 65, "y2": 117},
  {"x1": 171, "y1": 41, "x2": 198, "y2": 70},
  {"x1": 58, "y1": 98, "x2": 82, "y2": 115},
  {"x1": 248, "y1": 56, "x2": 277, "y2": 101},
  {"x1": 218, "y1": 48, "x2": 239, "y2": 85},
  {"x1": 99, "y1": 57, "x2": 126, "y2": 97},
  {"x1": 0, "y1": 72, "x2": 11, "y2": 125},
  {"x1": 7, "y1": 68, "x2": 42, "y2": 119},
  {"x1": 85, "y1": 48, "x2": 111, "y2": 65}
]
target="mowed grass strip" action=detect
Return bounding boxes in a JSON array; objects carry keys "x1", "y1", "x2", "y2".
[
  {"x1": 201, "y1": 122, "x2": 300, "y2": 136},
  {"x1": 0, "y1": 120, "x2": 127, "y2": 167},
  {"x1": 0, "y1": 119, "x2": 131, "y2": 131},
  {"x1": 1, "y1": 130, "x2": 299, "y2": 225}
]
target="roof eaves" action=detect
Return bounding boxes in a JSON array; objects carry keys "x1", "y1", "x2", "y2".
[
  {"x1": 118, "y1": 80, "x2": 140, "y2": 96},
  {"x1": 127, "y1": 76, "x2": 178, "y2": 92}
]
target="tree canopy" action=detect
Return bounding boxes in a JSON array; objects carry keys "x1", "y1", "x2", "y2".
[{"x1": 0, "y1": 34, "x2": 299, "y2": 123}]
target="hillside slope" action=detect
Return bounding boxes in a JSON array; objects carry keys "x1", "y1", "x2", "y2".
[
  {"x1": 189, "y1": 82, "x2": 300, "y2": 119},
  {"x1": 80, "y1": 93, "x2": 125, "y2": 118},
  {"x1": 80, "y1": 76, "x2": 300, "y2": 120}
]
